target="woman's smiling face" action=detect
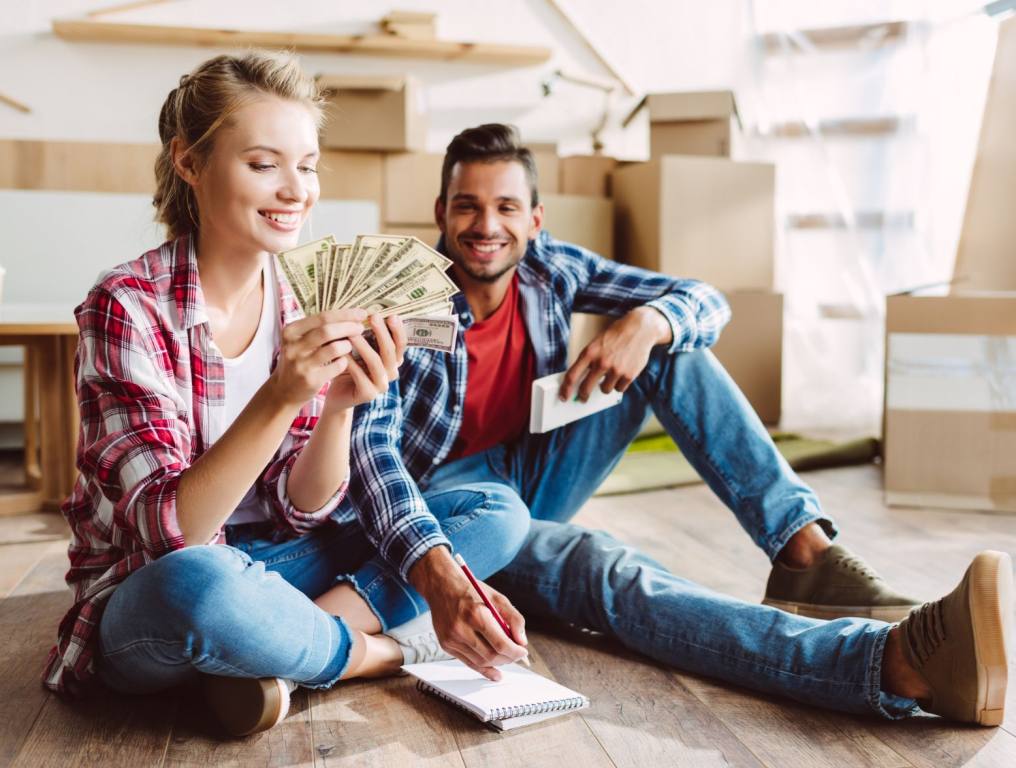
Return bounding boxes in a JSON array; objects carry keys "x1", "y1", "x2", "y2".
[{"x1": 188, "y1": 96, "x2": 321, "y2": 256}]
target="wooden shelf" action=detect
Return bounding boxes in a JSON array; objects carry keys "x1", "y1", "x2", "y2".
[
  {"x1": 761, "y1": 20, "x2": 909, "y2": 51},
  {"x1": 51, "y1": 18, "x2": 552, "y2": 66}
]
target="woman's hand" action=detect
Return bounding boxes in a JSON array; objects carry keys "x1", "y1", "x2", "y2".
[
  {"x1": 323, "y1": 314, "x2": 407, "y2": 412},
  {"x1": 268, "y1": 309, "x2": 367, "y2": 409}
]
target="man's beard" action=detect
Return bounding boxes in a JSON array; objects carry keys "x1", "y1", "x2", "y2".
[
  {"x1": 457, "y1": 256, "x2": 522, "y2": 284},
  {"x1": 449, "y1": 238, "x2": 524, "y2": 284}
]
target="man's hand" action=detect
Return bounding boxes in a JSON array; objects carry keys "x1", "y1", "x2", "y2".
[
  {"x1": 559, "y1": 306, "x2": 673, "y2": 402},
  {"x1": 409, "y1": 547, "x2": 528, "y2": 681}
]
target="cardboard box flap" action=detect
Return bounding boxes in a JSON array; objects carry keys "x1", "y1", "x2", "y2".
[
  {"x1": 316, "y1": 74, "x2": 408, "y2": 93},
  {"x1": 624, "y1": 90, "x2": 742, "y2": 129}
]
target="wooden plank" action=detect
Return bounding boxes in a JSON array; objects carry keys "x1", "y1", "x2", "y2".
[
  {"x1": 13, "y1": 689, "x2": 177, "y2": 768},
  {"x1": 861, "y1": 715, "x2": 1016, "y2": 768},
  {"x1": 535, "y1": 627, "x2": 765, "y2": 767},
  {"x1": 308, "y1": 674, "x2": 465, "y2": 767},
  {"x1": 0, "y1": 490, "x2": 46, "y2": 517},
  {"x1": 24, "y1": 343, "x2": 41, "y2": 488},
  {"x1": 51, "y1": 19, "x2": 552, "y2": 66},
  {"x1": 0, "y1": 549, "x2": 72, "y2": 766},
  {"x1": 0, "y1": 540, "x2": 66, "y2": 597},
  {"x1": 677, "y1": 674, "x2": 913, "y2": 768},
  {"x1": 9, "y1": 548, "x2": 176, "y2": 767},
  {"x1": 0, "y1": 512, "x2": 69, "y2": 545}
]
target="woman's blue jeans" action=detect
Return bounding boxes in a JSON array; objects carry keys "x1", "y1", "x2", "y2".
[
  {"x1": 424, "y1": 348, "x2": 919, "y2": 720},
  {"x1": 96, "y1": 483, "x2": 530, "y2": 694}
]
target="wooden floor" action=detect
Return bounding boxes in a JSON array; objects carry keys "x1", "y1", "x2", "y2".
[{"x1": 2, "y1": 463, "x2": 1015, "y2": 767}]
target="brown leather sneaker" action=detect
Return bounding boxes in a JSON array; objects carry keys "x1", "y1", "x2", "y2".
[
  {"x1": 202, "y1": 675, "x2": 295, "y2": 737},
  {"x1": 898, "y1": 550, "x2": 1013, "y2": 726},
  {"x1": 763, "y1": 544, "x2": 920, "y2": 621}
]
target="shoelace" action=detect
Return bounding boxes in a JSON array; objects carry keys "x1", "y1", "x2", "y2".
[
  {"x1": 904, "y1": 599, "x2": 947, "y2": 665},
  {"x1": 833, "y1": 552, "x2": 879, "y2": 582}
]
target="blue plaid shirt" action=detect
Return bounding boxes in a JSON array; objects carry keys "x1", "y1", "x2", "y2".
[{"x1": 341, "y1": 230, "x2": 731, "y2": 579}]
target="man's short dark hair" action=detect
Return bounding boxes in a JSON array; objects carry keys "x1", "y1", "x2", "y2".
[{"x1": 440, "y1": 123, "x2": 539, "y2": 207}]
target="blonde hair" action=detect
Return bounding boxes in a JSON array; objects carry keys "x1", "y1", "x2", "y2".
[{"x1": 153, "y1": 50, "x2": 324, "y2": 240}]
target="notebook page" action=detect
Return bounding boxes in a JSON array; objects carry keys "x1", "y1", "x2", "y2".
[{"x1": 403, "y1": 660, "x2": 586, "y2": 721}]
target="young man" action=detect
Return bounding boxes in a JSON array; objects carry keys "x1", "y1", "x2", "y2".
[{"x1": 344, "y1": 124, "x2": 1013, "y2": 724}]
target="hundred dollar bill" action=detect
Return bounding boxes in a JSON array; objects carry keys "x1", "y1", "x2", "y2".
[
  {"x1": 329, "y1": 242, "x2": 357, "y2": 308},
  {"x1": 342, "y1": 235, "x2": 407, "y2": 303},
  {"x1": 277, "y1": 235, "x2": 335, "y2": 315},
  {"x1": 360, "y1": 265, "x2": 456, "y2": 314},
  {"x1": 402, "y1": 315, "x2": 458, "y2": 353},
  {"x1": 347, "y1": 237, "x2": 452, "y2": 306}
]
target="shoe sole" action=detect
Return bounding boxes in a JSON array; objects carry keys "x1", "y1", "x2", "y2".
[
  {"x1": 202, "y1": 676, "x2": 291, "y2": 737},
  {"x1": 761, "y1": 598, "x2": 915, "y2": 623},
  {"x1": 968, "y1": 550, "x2": 1013, "y2": 727}
]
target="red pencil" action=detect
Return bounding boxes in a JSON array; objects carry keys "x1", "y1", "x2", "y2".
[{"x1": 454, "y1": 553, "x2": 530, "y2": 667}]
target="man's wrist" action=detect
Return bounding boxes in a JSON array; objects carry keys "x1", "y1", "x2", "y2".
[
  {"x1": 407, "y1": 544, "x2": 464, "y2": 599},
  {"x1": 632, "y1": 305, "x2": 674, "y2": 346}
]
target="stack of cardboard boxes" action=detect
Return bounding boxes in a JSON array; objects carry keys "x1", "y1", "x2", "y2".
[
  {"x1": 882, "y1": 17, "x2": 1016, "y2": 514},
  {"x1": 613, "y1": 91, "x2": 782, "y2": 425}
]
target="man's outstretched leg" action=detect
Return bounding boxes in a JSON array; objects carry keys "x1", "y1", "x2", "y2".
[
  {"x1": 489, "y1": 520, "x2": 1013, "y2": 725},
  {"x1": 510, "y1": 346, "x2": 918, "y2": 621}
]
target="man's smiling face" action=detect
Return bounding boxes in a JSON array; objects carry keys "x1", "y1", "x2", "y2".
[{"x1": 436, "y1": 160, "x2": 543, "y2": 286}]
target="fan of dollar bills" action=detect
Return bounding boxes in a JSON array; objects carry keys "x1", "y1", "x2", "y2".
[{"x1": 276, "y1": 234, "x2": 459, "y2": 353}]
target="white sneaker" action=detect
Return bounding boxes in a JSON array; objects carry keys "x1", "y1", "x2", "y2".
[
  {"x1": 385, "y1": 612, "x2": 454, "y2": 665},
  {"x1": 202, "y1": 675, "x2": 297, "y2": 737}
]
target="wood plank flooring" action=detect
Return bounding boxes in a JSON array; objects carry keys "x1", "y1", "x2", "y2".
[{"x1": 2, "y1": 464, "x2": 1015, "y2": 768}]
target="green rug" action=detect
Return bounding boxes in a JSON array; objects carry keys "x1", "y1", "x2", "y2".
[{"x1": 595, "y1": 433, "x2": 880, "y2": 497}]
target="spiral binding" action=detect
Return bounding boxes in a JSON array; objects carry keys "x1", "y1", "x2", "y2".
[{"x1": 417, "y1": 680, "x2": 586, "y2": 722}]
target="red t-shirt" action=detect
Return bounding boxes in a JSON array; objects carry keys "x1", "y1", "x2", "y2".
[{"x1": 448, "y1": 274, "x2": 536, "y2": 460}]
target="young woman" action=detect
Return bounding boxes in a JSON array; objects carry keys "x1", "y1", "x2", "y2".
[{"x1": 42, "y1": 51, "x2": 530, "y2": 737}]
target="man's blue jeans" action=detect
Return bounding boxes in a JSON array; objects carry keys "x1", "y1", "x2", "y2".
[
  {"x1": 96, "y1": 484, "x2": 530, "y2": 694},
  {"x1": 424, "y1": 348, "x2": 918, "y2": 719}
]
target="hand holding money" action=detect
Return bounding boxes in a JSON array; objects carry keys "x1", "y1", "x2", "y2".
[{"x1": 277, "y1": 234, "x2": 459, "y2": 353}]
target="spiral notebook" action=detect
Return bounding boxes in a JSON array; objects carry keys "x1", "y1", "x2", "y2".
[{"x1": 403, "y1": 659, "x2": 590, "y2": 731}]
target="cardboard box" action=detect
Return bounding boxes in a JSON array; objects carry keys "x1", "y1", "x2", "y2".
[
  {"x1": 381, "y1": 11, "x2": 436, "y2": 39},
  {"x1": 883, "y1": 293, "x2": 1016, "y2": 513},
  {"x1": 612, "y1": 156, "x2": 774, "y2": 291},
  {"x1": 540, "y1": 194, "x2": 613, "y2": 259},
  {"x1": 383, "y1": 152, "x2": 443, "y2": 224},
  {"x1": 954, "y1": 17, "x2": 1016, "y2": 291},
  {"x1": 528, "y1": 142, "x2": 560, "y2": 194},
  {"x1": 382, "y1": 223, "x2": 441, "y2": 247},
  {"x1": 559, "y1": 155, "x2": 617, "y2": 197},
  {"x1": 626, "y1": 90, "x2": 742, "y2": 159},
  {"x1": 712, "y1": 290, "x2": 782, "y2": 425},
  {"x1": 318, "y1": 75, "x2": 426, "y2": 152},
  {"x1": 317, "y1": 150, "x2": 384, "y2": 208}
]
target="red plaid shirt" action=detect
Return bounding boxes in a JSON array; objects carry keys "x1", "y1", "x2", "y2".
[{"x1": 43, "y1": 235, "x2": 345, "y2": 696}]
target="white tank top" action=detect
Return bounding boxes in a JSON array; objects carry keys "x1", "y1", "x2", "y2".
[{"x1": 215, "y1": 255, "x2": 281, "y2": 525}]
